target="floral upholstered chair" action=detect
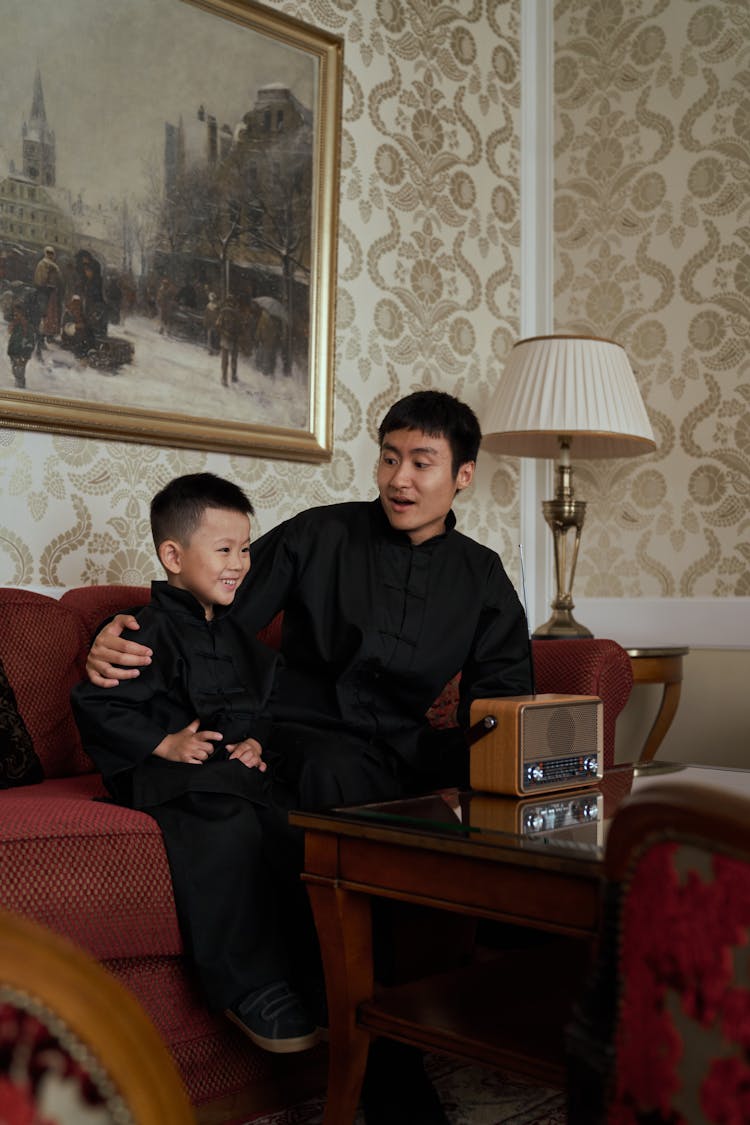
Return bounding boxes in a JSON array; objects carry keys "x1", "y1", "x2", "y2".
[
  {"x1": 567, "y1": 773, "x2": 750, "y2": 1124},
  {"x1": 0, "y1": 908, "x2": 195, "y2": 1124}
]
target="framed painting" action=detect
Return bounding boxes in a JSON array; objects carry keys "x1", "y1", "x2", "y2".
[{"x1": 0, "y1": 0, "x2": 342, "y2": 461}]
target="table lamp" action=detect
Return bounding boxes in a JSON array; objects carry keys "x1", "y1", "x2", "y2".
[{"x1": 482, "y1": 334, "x2": 656, "y2": 639}]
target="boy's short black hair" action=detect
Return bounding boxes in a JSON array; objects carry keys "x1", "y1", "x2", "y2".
[
  {"x1": 150, "y1": 472, "x2": 254, "y2": 550},
  {"x1": 377, "y1": 390, "x2": 482, "y2": 476}
]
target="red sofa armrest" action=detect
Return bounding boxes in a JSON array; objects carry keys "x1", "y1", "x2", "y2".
[
  {"x1": 59, "y1": 586, "x2": 151, "y2": 644},
  {"x1": 427, "y1": 638, "x2": 633, "y2": 770},
  {"x1": 532, "y1": 638, "x2": 633, "y2": 769}
]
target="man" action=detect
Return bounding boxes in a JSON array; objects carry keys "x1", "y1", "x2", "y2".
[
  {"x1": 86, "y1": 389, "x2": 532, "y2": 1122},
  {"x1": 215, "y1": 292, "x2": 242, "y2": 385}
]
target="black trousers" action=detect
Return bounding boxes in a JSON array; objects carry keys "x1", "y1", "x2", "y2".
[
  {"x1": 146, "y1": 723, "x2": 447, "y2": 1011},
  {"x1": 148, "y1": 794, "x2": 294, "y2": 1009}
]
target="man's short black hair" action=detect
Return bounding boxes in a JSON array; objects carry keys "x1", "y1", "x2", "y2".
[
  {"x1": 378, "y1": 390, "x2": 482, "y2": 476},
  {"x1": 150, "y1": 472, "x2": 254, "y2": 550}
]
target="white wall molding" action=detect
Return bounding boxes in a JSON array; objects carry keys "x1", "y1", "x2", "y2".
[
  {"x1": 518, "y1": 0, "x2": 555, "y2": 630},
  {"x1": 574, "y1": 597, "x2": 750, "y2": 650}
]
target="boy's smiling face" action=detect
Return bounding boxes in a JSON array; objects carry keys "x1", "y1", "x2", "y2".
[{"x1": 161, "y1": 507, "x2": 251, "y2": 619}]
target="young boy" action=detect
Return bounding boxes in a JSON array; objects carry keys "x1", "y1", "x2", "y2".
[{"x1": 72, "y1": 472, "x2": 320, "y2": 1054}]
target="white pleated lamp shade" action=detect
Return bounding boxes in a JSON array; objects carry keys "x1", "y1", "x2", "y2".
[{"x1": 482, "y1": 335, "x2": 656, "y2": 459}]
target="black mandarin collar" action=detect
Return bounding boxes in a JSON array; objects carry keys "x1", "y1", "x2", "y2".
[
  {"x1": 149, "y1": 580, "x2": 236, "y2": 622},
  {"x1": 369, "y1": 497, "x2": 457, "y2": 548}
]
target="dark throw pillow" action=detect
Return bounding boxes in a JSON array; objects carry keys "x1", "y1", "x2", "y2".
[{"x1": 0, "y1": 656, "x2": 43, "y2": 788}]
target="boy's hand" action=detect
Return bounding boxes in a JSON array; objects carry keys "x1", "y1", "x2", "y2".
[
  {"x1": 153, "y1": 720, "x2": 222, "y2": 764},
  {"x1": 86, "y1": 614, "x2": 153, "y2": 687},
  {"x1": 227, "y1": 738, "x2": 267, "y2": 772}
]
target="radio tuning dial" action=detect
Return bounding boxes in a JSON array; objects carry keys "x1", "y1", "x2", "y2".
[
  {"x1": 583, "y1": 755, "x2": 598, "y2": 774},
  {"x1": 529, "y1": 763, "x2": 544, "y2": 783}
]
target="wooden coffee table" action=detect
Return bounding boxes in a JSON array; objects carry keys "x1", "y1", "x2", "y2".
[{"x1": 289, "y1": 766, "x2": 642, "y2": 1125}]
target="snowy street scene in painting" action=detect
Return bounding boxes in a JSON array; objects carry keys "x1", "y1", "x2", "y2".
[
  {"x1": 1, "y1": 0, "x2": 316, "y2": 436},
  {"x1": 0, "y1": 310, "x2": 308, "y2": 430}
]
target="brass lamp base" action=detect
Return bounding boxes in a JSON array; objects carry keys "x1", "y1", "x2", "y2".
[
  {"x1": 532, "y1": 607, "x2": 593, "y2": 640},
  {"x1": 533, "y1": 438, "x2": 593, "y2": 640}
]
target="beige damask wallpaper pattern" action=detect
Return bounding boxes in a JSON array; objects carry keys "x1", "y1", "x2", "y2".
[
  {"x1": 0, "y1": 0, "x2": 747, "y2": 614},
  {"x1": 554, "y1": 0, "x2": 749, "y2": 598},
  {"x1": 0, "y1": 0, "x2": 523, "y2": 589}
]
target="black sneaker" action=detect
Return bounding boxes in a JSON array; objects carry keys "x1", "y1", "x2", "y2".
[{"x1": 226, "y1": 981, "x2": 320, "y2": 1054}]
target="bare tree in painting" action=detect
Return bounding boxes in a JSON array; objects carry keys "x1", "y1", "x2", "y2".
[
  {"x1": 233, "y1": 120, "x2": 312, "y2": 375},
  {"x1": 151, "y1": 86, "x2": 314, "y2": 377}
]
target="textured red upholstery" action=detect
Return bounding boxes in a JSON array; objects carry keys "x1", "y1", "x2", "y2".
[
  {"x1": 60, "y1": 584, "x2": 151, "y2": 643},
  {"x1": 533, "y1": 638, "x2": 633, "y2": 770},
  {"x1": 567, "y1": 782, "x2": 750, "y2": 1125},
  {"x1": 0, "y1": 775, "x2": 180, "y2": 961},
  {"x1": 612, "y1": 841, "x2": 750, "y2": 1122}
]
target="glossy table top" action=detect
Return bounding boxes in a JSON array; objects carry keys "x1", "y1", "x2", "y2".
[{"x1": 319, "y1": 761, "x2": 748, "y2": 866}]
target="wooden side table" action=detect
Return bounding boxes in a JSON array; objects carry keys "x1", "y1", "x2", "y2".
[{"x1": 625, "y1": 646, "x2": 689, "y2": 763}]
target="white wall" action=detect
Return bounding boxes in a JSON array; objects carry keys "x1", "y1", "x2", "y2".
[{"x1": 617, "y1": 649, "x2": 750, "y2": 769}]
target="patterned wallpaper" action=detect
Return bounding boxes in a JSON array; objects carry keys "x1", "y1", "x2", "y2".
[
  {"x1": 1, "y1": 0, "x2": 747, "y2": 608},
  {"x1": 0, "y1": 0, "x2": 523, "y2": 590},
  {"x1": 554, "y1": 0, "x2": 749, "y2": 598}
]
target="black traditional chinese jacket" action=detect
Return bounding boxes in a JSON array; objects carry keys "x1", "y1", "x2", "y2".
[
  {"x1": 237, "y1": 499, "x2": 531, "y2": 763},
  {"x1": 72, "y1": 582, "x2": 278, "y2": 809}
]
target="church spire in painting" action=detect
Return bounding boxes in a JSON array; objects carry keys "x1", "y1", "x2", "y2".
[
  {"x1": 23, "y1": 68, "x2": 56, "y2": 186},
  {"x1": 30, "y1": 68, "x2": 47, "y2": 123}
]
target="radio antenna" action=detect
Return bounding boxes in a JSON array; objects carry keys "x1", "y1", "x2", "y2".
[{"x1": 518, "y1": 544, "x2": 537, "y2": 697}]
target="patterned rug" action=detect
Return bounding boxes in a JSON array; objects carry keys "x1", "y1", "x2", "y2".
[{"x1": 245, "y1": 1054, "x2": 566, "y2": 1124}]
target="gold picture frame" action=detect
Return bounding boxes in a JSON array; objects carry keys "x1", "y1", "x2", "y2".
[{"x1": 0, "y1": 0, "x2": 342, "y2": 462}]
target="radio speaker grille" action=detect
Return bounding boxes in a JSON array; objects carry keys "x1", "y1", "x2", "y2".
[{"x1": 522, "y1": 703, "x2": 599, "y2": 761}]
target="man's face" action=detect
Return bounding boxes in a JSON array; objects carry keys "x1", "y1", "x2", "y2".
[
  {"x1": 377, "y1": 428, "x2": 474, "y2": 545},
  {"x1": 166, "y1": 507, "x2": 251, "y2": 620}
]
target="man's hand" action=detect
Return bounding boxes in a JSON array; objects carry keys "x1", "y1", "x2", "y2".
[
  {"x1": 86, "y1": 614, "x2": 152, "y2": 687},
  {"x1": 227, "y1": 737, "x2": 267, "y2": 771},
  {"x1": 153, "y1": 720, "x2": 222, "y2": 765}
]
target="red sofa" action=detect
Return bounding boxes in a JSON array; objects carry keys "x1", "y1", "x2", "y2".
[{"x1": 0, "y1": 584, "x2": 633, "y2": 1121}]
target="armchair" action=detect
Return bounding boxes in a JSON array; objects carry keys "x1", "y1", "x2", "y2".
[
  {"x1": 0, "y1": 907, "x2": 194, "y2": 1124},
  {"x1": 567, "y1": 773, "x2": 750, "y2": 1124}
]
